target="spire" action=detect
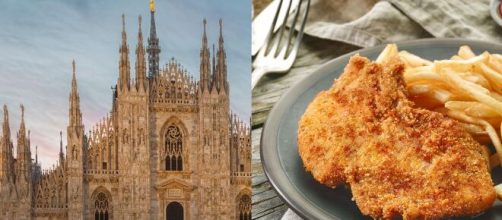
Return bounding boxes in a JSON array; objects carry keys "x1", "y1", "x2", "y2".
[
  {"x1": 219, "y1": 19, "x2": 224, "y2": 43},
  {"x1": 16, "y1": 104, "x2": 31, "y2": 181},
  {"x1": 59, "y1": 131, "x2": 64, "y2": 162},
  {"x1": 136, "y1": 15, "x2": 147, "y2": 90},
  {"x1": 212, "y1": 43, "x2": 216, "y2": 81},
  {"x1": 35, "y1": 145, "x2": 38, "y2": 164},
  {"x1": 211, "y1": 43, "x2": 219, "y2": 91},
  {"x1": 147, "y1": 0, "x2": 161, "y2": 79},
  {"x1": 71, "y1": 60, "x2": 77, "y2": 93},
  {"x1": 1, "y1": 105, "x2": 12, "y2": 182},
  {"x1": 119, "y1": 14, "x2": 131, "y2": 91},
  {"x1": 19, "y1": 104, "x2": 25, "y2": 134},
  {"x1": 199, "y1": 18, "x2": 210, "y2": 92},
  {"x1": 69, "y1": 60, "x2": 82, "y2": 128},
  {"x1": 2, "y1": 105, "x2": 10, "y2": 145},
  {"x1": 217, "y1": 19, "x2": 228, "y2": 93},
  {"x1": 17, "y1": 104, "x2": 27, "y2": 155}
]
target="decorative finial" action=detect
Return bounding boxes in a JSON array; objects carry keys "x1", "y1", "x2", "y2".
[
  {"x1": 219, "y1": 18, "x2": 223, "y2": 34},
  {"x1": 150, "y1": 0, "x2": 155, "y2": 12},
  {"x1": 60, "y1": 131, "x2": 63, "y2": 155},
  {"x1": 139, "y1": 15, "x2": 142, "y2": 30},
  {"x1": 35, "y1": 145, "x2": 38, "y2": 163},
  {"x1": 20, "y1": 104, "x2": 25, "y2": 123},
  {"x1": 203, "y1": 18, "x2": 207, "y2": 33},
  {"x1": 3, "y1": 104, "x2": 8, "y2": 120},
  {"x1": 72, "y1": 60, "x2": 76, "y2": 76},
  {"x1": 122, "y1": 14, "x2": 126, "y2": 31}
]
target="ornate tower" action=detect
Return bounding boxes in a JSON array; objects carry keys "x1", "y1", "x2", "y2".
[
  {"x1": 147, "y1": 0, "x2": 160, "y2": 78},
  {"x1": 216, "y1": 19, "x2": 229, "y2": 94},
  {"x1": 118, "y1": 14, "x2": 131, "y2": 92},
  {"x1": 59, "y1": 131, "x2": 64, "y2": 164},
  {"x1": 0, "y1": 105, "x2": 13, "y2": 184},
  {"x1": 15, "y1": 105, "x2": 32, "y2": 189},
  {"x1": 114, "y1": 14, "x2": 152, "y2": 219},
  {"x1": 199, "y1": 19, "x2": 211, "y2": 92},
  {"x1": 196, "y1": 19, "x2": 233, "y2": 219},
  {"x1": 15, "y1": 105, "x2": 32, "y2": 219},
  {"x1": 135, "y1": 15, "x2": 147, "y2": 91},
  {"x1": 67, "y1": 60, "x2": 85, "y2": 219}
]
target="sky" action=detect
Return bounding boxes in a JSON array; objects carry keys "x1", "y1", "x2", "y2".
[{"x1": 0, "y1": 0, "x2": 251, "y2": 169}]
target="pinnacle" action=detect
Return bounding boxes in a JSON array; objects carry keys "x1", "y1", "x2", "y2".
[
  {"x1": 72, "y1": 59, "x2": 76, "y2": 76},
  {"x1": 3, "y1": 104, "x2": 7, "y2": 120},
  {"x1": 122, "y1": 14, "x2": 125, "y2": 32},
  {"x1": 71, "y1": 60, "x2": 78, "y2": 92},
  {"x1": 138, "y1": 15, "x2": 142, "y2": 32},
  {"x1": 219, "y1": 18, "x2": 223, "y2": 32},
  {"x1": 19, "y1": 104, "x2": 25, "y2": 130}
]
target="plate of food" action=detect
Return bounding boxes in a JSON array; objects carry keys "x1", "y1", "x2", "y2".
[{"x1": 260, "y1": 38, "x2": 502, "y2": 219}]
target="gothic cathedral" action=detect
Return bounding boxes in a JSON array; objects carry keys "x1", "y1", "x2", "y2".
[{"x1": 0, "y1": 1, "x2": 251, "y2": 219}]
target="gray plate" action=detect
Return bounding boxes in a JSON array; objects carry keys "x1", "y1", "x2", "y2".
[{"x1": 260, "y1": 38, "x2": 502, "y2": 220}]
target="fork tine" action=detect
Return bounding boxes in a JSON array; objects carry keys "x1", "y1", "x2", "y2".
[
  {"x1": 284, "y1": 0, "x2": 303, "y2": 58},
  {"x1": 273, "y1": 0, "x2": 294, "y2": 57},
  {"x1": 267, "y1": 34, "x2": 282, "y2": 57},
  {"x1": 263, "y1": 0, "x2": 284, "y2": 56},
  {"x1": 288, "y1": 0, "x2": 310, "y2": 59}
]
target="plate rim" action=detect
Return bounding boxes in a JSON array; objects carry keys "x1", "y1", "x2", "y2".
[{"x1": 260, "y1": 38, "x2": 502, "y2": 220}]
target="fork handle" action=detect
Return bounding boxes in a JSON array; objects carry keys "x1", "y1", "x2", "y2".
[{"x1": 252, "y1": 67, "x2": 267, "y2": 89}]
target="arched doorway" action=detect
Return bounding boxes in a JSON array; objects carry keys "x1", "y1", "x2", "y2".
[
  {"x1": 166, "y1": 201, "x2": 183, "y2": 220},
  {"x1": 94, "y1": 192, "x2": 110, "y2": 220}
]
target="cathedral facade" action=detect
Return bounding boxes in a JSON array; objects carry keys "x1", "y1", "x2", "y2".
[{"x1": 0, "y1": 2, "x2": 251, "y2": 220}]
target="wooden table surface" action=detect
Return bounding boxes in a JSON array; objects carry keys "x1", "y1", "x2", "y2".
[{"x1": 250, "y1": 30, "x2": 361, "y2": 220}]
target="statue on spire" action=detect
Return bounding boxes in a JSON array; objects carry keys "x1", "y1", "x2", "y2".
[
  {"x1": 147, "y1": 1, "x2": 160, "y2": 78},
  {"x1": 150, "y1": 0, "x2": 155, "y2": 12}
]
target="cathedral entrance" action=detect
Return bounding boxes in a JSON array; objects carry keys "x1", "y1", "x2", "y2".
[{"x1": 166, "y1": 202, "x2": 184, "y2": 220}]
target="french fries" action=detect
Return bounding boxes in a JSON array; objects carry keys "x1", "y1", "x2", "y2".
[{"x1": 377, "y1": 44, "x2": 502, "y2": 198}]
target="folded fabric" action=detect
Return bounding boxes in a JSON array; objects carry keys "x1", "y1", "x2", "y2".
[{"x1": 289, "y1": 0, "x2": 500, "y2": 47}]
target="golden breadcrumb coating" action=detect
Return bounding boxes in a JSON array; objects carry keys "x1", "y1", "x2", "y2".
[{"x1": 298, "y1": 55, "x2": 495, "y2": 219}]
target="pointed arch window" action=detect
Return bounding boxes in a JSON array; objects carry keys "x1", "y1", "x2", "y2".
[
  {"x1": 164, "y1": 125, "x2": 183, "y2": 171},
  {"x1": 238, "y1": 195, "x2": 251, "y2": 220},
  {"x1": 94, "y1": 192, "x2": 109, "y2": 220}
]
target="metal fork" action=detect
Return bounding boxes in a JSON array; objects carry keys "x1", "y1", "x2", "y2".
[{"x1": 251, "y1": 0, "x2": 310, "y2": 89}]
